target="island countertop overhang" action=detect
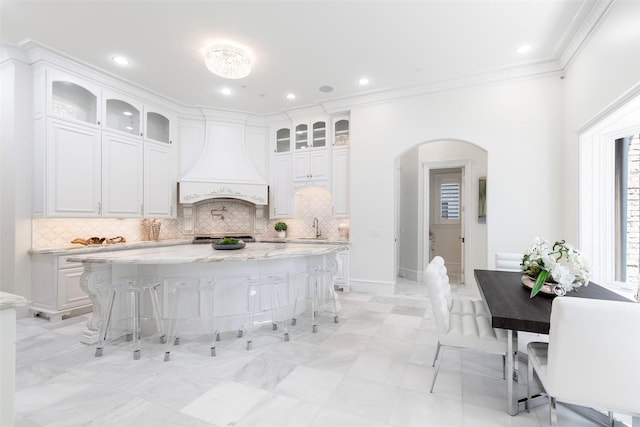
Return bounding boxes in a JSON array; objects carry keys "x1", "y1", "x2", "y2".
[{"x1": 66, "y1": 242, "x2": 349, "y2": 265}]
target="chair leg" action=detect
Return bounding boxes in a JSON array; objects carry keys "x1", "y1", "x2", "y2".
[
  {"x1": 502, "y1": 354, "x2": 506, "y2": 380},
  {"x1": 164, "y1": 289, "x2": 182, "y2": 362},
  {"x1": 430, "y1": 353, "x2": 441, "y2": 393},
  {"x1": 432, "y1": 342, "x2": 441, "y2": 367},
  {"x1": 527, "y1": 356, "x2": 533, "y2": 412},
  {"x1": 132, "y1": 291, "x2": 141, "y2": 360},
  {"x1": 608, "y1": 411, "x2": 614, "y2": 427},
  {"x1": 549, "y1": 396, "x2": 557, "y2": 427}
]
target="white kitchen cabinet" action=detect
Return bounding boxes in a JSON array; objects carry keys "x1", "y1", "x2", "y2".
[
  {"x1": 331, "y1": 116, "x2": 350, "y2": 217},
  {"x1": 34, "y1": 67, "x2": 179, "y2": 218},
  {"x1": 292, "y1": 149, "x2": 329, "y2": 183},
  {"x1": 271, "y1": 153, "x2": 293, "y2": 218},
  {"x1": 144, "y1": 140, "x2": 176, "y2": 218},
  {"x1": 31, "y1": 254, "x2": 92, "y2": 322},
  {"x1": 102, "y1": 131, "x2": 144, "y2": 217},
  {"x1": 332, "y1": 147, "x2": 350, "y2": 217},
  {"x1": 275, "y1": 126, "x2": 291, "y2": 153},
  {"x1": 333, "y1": 250, "x2": 350, "y2": 291},
  {"x1": 46, "y1": 118, "x2": 102, "y2": 217}
]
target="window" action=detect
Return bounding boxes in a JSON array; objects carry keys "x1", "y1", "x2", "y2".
[
  {"x1": 432, "y1": 171, "x2": 462, "y2": 225},
  {"x1": 440, "y1": 182, "x2": 460, "y2": 220}
]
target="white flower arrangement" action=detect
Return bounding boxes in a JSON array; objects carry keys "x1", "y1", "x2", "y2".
[{"x1": 521, "y1": 237, "x2": 590, "y2": 297}]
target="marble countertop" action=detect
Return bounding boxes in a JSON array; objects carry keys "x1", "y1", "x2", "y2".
[
  {"x1": 66, "y1": 242, "x2": 349, "y2": 264},
  {"x1": 30, "y1": 239, "x2": 192, "y2": 256},
  {"x1": 0, "y1": 291, "x2": 29, "y2": 310}
]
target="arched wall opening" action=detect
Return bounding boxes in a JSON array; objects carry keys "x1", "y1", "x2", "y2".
[{"x1": 396, "y1": 139, "x2": 488, "y2": 285}]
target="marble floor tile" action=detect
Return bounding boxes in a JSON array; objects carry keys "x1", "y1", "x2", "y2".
[
  {"x1": 274, "y1": 365, "x2": 343, "y2": 405},
  {"x1": 13, "y1": 279, "x2": 624, "y2": 427},
  {"x1": 180, "y1": 380, "x2": 268, "y2": 426}
]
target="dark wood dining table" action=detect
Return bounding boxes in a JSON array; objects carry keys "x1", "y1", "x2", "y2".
[{"x1": 474, "y1": 269, "x2": 632, "y2": 416}]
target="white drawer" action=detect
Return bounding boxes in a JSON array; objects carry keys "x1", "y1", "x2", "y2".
[{"x1": 58, "y1": 256, "x2": 83, "y2": 269}]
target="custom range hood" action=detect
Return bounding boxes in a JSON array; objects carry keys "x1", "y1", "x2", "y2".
[{"x1": 179, "y1": 122, "x2": 268, "y2": 205}]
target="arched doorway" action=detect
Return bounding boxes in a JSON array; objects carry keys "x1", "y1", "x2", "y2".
[{"x1": 396, "y1": 140, "x2": 487, "y2": 285}]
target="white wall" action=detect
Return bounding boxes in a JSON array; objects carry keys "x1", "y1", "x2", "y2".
[
  {"x1": 350, "y1": 75, "x2": 564, "y2": 292},
  {"x1": 0, "y1": 59, "x2": 32, "y2": 298},
  {"x1": 563, "y1": 0, "x2": 640, "y2": 246},
  {"x1": 397, "y1": 146, "x2": 420, "y2": 280}
]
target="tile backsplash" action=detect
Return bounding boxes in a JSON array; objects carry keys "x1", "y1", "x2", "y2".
[{"x1": 32, "y1": 186, "x2": 349, "y2": 249}]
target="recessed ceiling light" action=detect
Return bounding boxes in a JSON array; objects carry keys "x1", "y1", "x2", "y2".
[
  {"x1": 112, "y1": 56, "x2": 129, "y2": 65},
  {"x1": 123, "y1": 111, "x2": 132, "y2": 116},
  {"x1": 517, "y1": 44, "x2": 533, "y2": 54},
  {"x1": 286, "y1": 93, "x2": 296, "y2": 100},
  {"x1": 125, "y1": 126, "x2": 133, "y2": 130},
  {"x1": 358, "y1": 77, "x2": 370, "y2": 86},
  {"x1": 220, "y1": 87, "x2": 233, "y2": 96}
]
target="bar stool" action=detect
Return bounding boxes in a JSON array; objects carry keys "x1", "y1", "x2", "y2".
[
  {"x1": 95, "y1": 277, "x2": 166, "y2": 360},
  {"x1": 292, "y1": 259, "x2": 340, "y2": 333},
  {"x1": 163, "y1": 277, "x2": 217, "y2": 362},
  {"x1": 244, "y1": 274, "x2": 289, "y2": 350}
]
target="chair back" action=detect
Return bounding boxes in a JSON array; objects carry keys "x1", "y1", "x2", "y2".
[
  {"x1": 425, "y1": 257, "x2": 450, "y2": 336},
  {"x1": 546, "y1": 297, "x2": 640, "y2": 416},
  {"x1": 495, "y1": 252, "x2": 522, "y2": 272}
]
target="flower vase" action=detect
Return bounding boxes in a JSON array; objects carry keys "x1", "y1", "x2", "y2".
[
  {"x1": 277, "y1": 231, "x2": 286, "y2": 239},
  {"x1": 521, "y1": 275, "x2": 566, "y2": 296}
]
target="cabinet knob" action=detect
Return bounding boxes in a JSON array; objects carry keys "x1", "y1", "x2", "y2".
[
  {"x1": 97, "y1": 121, "x2": 101, "y2": 125},
  {"x1": 140, "y1": 132, "x2": 144, "y2": 137}
]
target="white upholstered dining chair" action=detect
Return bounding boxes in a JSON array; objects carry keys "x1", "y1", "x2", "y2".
[
  {"x1": 527, "y1": 297, "x2": 640, "y2": 426},
  {"x1": 426, "y1": 256, "x2": 508, "y2": 392}
]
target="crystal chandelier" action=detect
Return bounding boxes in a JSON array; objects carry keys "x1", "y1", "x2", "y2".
[{"x1": 204, "y1": 43, "x2": 252, "y2": 79}]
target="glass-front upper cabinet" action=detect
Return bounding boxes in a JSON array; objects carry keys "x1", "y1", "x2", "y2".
[
  {"x1": 51, "y1": 80, "x2": 99, "y2": 125},
  {"x1": 276, "y1": 127, "x2": 291, "y2": 152},
  {"x1": 146, "y1": 111, "x2": 171, "y2": 144},
  {"x1": 105, "y1": 98, "x2": 141, "y2": 136},
  {"x1": 295, "y1": 124, "x2": 308, "y2": 150},
  {"x1": 312, "y1": 120, "x2": 326, "y2": 148},
  {"x1": 334, "y1": 119, "x2": 350, "y2": 146}
]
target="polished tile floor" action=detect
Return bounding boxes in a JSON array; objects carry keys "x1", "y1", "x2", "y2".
[{"x1": 14, "y1": 279, "x2": 619, "y2": 427}]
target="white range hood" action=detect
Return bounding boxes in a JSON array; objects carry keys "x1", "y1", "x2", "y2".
[{"x1": 179, "y1": 122, "x2": 268, "y2": 205}]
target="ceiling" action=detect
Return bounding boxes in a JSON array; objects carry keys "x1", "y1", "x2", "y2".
[{"x1": 0, "y1": 0, "x2": 606, "y2": 116}]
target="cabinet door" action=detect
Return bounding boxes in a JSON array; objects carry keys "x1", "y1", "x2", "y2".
[
  {"x1": 103, "y1": 91, "x2": 143, "y2": 138},
  {"x1": 145, "y1": 105, "x2": 175, "y2": 144},
  {"x1": 46, "y1": 119, "x2": 102, "y2": 217},
  {"x1": 47, "y1": 71, "x2": 101, "y2": 126},
  {"x1": 57, "y1": 266, "x2": 90, "y2": 310},
  {"x1": 308, "y1": 150, "x2": 329, "y2": 180},
  {"x1": 102, "y1": 132, "x2": 143, "y2": 217},
  {"x1": 332, "y1": 147, "x2": 350, "y2": 217},
  {"x1": 144, "y1": 141, "x2": 176, "y2": 218},
  {"x1": 272, "y1": 154, "x2": 293, "y2": 217}
]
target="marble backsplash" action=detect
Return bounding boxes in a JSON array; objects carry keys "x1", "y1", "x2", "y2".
[{"x1": 32, "y1": 186, "x2": 349, "y2": 249}]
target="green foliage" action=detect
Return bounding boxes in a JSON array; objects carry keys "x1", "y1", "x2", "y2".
[{"x1": 274, "y1": 221, "x2": 288, "y2": 232}]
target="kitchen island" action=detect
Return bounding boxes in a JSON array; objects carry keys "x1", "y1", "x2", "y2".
[{"x1": 67, "y1": 242, "x2": 349, "y2": 344}]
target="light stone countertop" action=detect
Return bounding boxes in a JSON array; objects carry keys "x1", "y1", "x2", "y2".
[
  {"x1": 66, "y1": 242, "x2": 349, "y2": 264},
  {"x1": 0, "y1": 291, "x2": 29, "y2": 310},
  {"x1": 30, "y1": 239, "x2": 192, "y2": 256}
]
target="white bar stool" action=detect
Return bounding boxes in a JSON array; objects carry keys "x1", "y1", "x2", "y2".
[
  {"x1": 244, "y1": 274, "x2": 289, "y2": 350},
  {"x1": 292, "y1": 259, "x2": 339, "y2": 333},
  {"x1": 163, "y1": 277, "x2": 217, "y2": 362},
  {"x1": 95, "y1": 277, "x2": 166, "y2": 360}
]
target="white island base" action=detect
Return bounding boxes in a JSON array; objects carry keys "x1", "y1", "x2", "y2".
[{"x1": 68, "y1": 243, "x2": 348, "y2": 345}]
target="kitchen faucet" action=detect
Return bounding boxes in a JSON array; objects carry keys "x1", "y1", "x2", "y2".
[{"x1": 313, "y1": 217, "x2": 321, "y2": 238}]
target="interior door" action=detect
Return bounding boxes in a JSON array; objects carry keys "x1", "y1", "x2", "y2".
[{"x1": 459, "y1": 167, "x2": 465, "y2": 284}]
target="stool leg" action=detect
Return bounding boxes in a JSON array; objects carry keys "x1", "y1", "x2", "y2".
[
  {"x1": 132, "y1": 290, "x2": 141, "y2": 360},
  {"x1": 246, "y1": 285, "x2": 257, "y2": 350},
  {"x1": 291, "y1": 275, "x2": 299, "y2": 326},
  {"x1": 311, "y1": 275, "x2": 318, "y2": 333},
  {"x1": 95, "y1": 290, "x2": 116, "y2": 357},
  {"x1": 207, "y1": 286, "x2": 217, "y2": 357},
  {"x1": 268, "y1": 280, "x2": 278, "y2": 331},
  {"x1": 164, "y1": 289, "x2": 182, "y2": 362},
  {"x1": 148, "y1": 284, "x2": 166, "y2": 344},
  {"x1": 328, "y1": 278, "x2": 339, "y2": 324},
  {"x1": 273, "y1": 281, "x2": 289, "y2": 342}
]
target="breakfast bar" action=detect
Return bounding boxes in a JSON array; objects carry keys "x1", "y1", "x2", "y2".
[{"x1": 67, "y1": 242, "x2": 349, "y2": 345}]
